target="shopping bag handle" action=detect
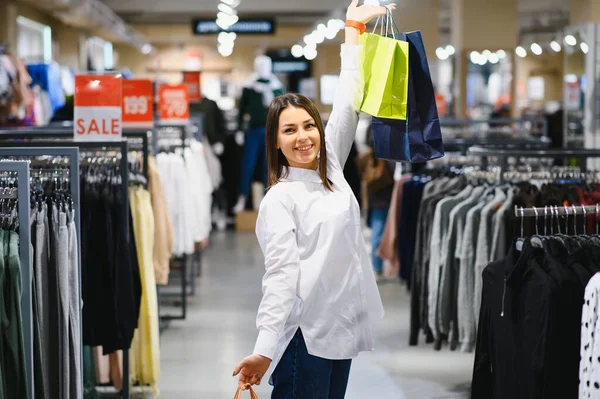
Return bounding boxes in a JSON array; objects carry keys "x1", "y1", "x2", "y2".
[
  {"x1": 372, "y1": 8, "x2": 399, "y2": 39},
  {"x1": 234, "y1": 383, "x2": 260, "y2": 399}
]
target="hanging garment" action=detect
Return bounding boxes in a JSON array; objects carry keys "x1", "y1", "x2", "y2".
[
  {"x1": 67, "y1": 210, "x2": 83, "y2": 398},
  {"x1": 148, "y1": 156, "x2": 174, "y2": 285},
  {"x1": 580, "y1": 272, "x2": 600, "y2": 398},
  {"x1": 128, "y1": 186, "x2": 161, "y2": 393},
  {"x1": 2, "y1": 231, "x2": 27, "y2": 399}
]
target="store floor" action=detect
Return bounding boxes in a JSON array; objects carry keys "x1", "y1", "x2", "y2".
[{"x1": 158, "y1": 231, "x2": 474, "y2": 399}]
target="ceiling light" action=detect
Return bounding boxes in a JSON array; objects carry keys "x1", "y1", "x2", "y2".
[
  {"x1": 477, "y1": 57, "x2": 487, "y2": 66},
  {"x1": 218, "y1": 46, "x2": 233, "y2": 57},
  {"x1": 317, "y1": 23, "x2": 327, "y2": 35},
  {"x1": 217, "y1": 3, "x2": 235, "y2": 15},
  {"x1": 489, "y1": 53, "x2": 499, "y2": 64},
  {"x1": 304, "y1": 47, "x2": 317, "y2": 60},
  {"x1": 470, "y1": 51, "x2": 481, "y2": 64},
  {"x1": 220, "y1": 0, "x2": 240, "y2": 7},
  {"x1": 141, "y1": 44, "x2": 152, "y2": 55},
  {"x1": 314, "y1": 30, "x2": 325, "y2": 44},
  {"x1": 216, "y1": 19, "x2": 231, "y2": 30},
  {"x1": 565, "y1": 34, "x2": 577, "y2": 46},
  {"x1": 482, "y1": 49, "x2": 491, "y2": 59},
  {"x1": 564, "y1": 74, "x2": 578, "y2": 83},
  {"x1": 291, "y1": 44, "x2": 303, "y2": 58},
  {"x1": 436, "y1": 47, "x2": 449, "y2": 60},
  {"x1": 496, "y1": 49, "x2": 506, "y2": 59},
  {"x1": 445, "y1": 45, "x2": 455, "y2": 56},
  {"x1": 550, "y1": 40, "x2": 562, "y2": 52},
  {"x1": 515, "y1": 46, "x2": 527, "y2": 58},
  {"x1": 581, "y1": 42, "x2": 589, "y2": 54},
  {"x1": 325, "y1": 27, "x2": 338, "y2": 40},
  {"x1": 530, "y1": 43, "x2": 543, "y2": 55},
  {"x1": 304, "y1": 34, "x2": 315, "y2": 45},
  {"x1": 218, "y1": 32, "x2": 236, "y2": 44}
]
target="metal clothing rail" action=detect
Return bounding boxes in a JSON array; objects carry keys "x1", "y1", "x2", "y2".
[
  {"x1": 467, "y1": 147, "x2": 600, "y2": 179},
  {"x1": 0, "y1": 162, "x2": 32, "y2": 399},
  {"x1": 514, "y1": 204, "x2": 600, "y2": 218},
  {"x1": 443, "y1": 136, "x2": 550, "y2": 156},
  {"x1": 0, "y1": 147, "x2": 83, "y2": 392}
]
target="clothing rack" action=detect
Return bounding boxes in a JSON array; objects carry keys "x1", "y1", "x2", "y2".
[
  {"x1": 154, "y1": 122, "x2": 194, "y2": 324},
  {"x1": 0, "y1": 139, "x2": 131, "y2": 399},
  {"x1": 467, "y1": 147, "x2": 600, "y2": 179},
  {"x1": 0, "y1": 162, "x2": 32, "y2": 399},
  {"x1": 443, "y1": 136, "x2": 550, "y2": 156},
  {"x1": 0, "y1": 147, "x2": 82, "y2": 393},
  {"x1": 514, "y1": 204, "x2": 600, "y2": 217},
  {"x1": 440, "y1": 117, "x2": 548, "y2": 138}
]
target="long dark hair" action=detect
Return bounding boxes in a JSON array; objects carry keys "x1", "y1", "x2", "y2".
[{"x1": 265, "y1": 93, "x2": 332, "y2": 191}]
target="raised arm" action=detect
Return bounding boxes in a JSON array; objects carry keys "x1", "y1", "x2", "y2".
[{"x1": 325, "y1": 0, "x2": 396, "y2": 168}]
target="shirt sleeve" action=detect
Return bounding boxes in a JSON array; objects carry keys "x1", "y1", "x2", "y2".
[
  {"x1": 325, "y1": 44, "x2": 363, "y2": 170},
  {"x1": 253, "y1": 195, "x2": 300, "y2": 360}
]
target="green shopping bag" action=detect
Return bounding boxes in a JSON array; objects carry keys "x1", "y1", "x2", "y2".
[{"x1": 360, "y1": 32, "x2": 409, "y2": 120}]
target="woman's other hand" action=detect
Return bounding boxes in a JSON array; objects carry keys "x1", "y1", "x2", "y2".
[
  {"x1": 233, "y1": 354, "x2": 272, "y2": 387},
  {"x1": 346, "y1": 0, "x2": 396, "y2": 25}
]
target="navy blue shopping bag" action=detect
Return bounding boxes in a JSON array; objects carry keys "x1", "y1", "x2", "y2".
[{"x1": 371, "y1": 31, "x2": 444, "y2": 163}]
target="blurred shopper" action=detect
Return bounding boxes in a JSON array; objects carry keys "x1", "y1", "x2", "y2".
[
  {"x1": 360, "y1": 130, "x2": 395, "y2": 280},
  {"x1": 233, "y1": 1, "x2": 395, "y2": 397}
]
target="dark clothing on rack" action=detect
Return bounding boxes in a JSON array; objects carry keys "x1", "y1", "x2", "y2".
[
  {"x1": 398, "y1": 178, "x2": 426, "y2": 286},
  {"x1": 81, "y1": 175, "x2": 141, "y2": 355},
  {"x1": 473, "y1": 237, "x2": 600, "y2": 399},
  {"x1": 189, "y1": 97, "x2": 226, "y2": 145},
  {"x1": 2, "y1": 231, "x2": 27, "y2": 399}
]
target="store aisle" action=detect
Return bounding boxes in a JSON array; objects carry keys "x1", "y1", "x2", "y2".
[{"x1": 159, "y1": 232, "x2": 473, "y2": 399}]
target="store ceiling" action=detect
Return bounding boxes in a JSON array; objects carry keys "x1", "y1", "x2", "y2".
[
  {"x1": 101, "y1": 0, "x2": 352, "y2": 24},
  {"x1": 103, "y1": 0, "x2": 570, "y2": 35}
]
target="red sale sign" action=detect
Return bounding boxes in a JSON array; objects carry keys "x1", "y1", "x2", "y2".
[
  {"x1": 183, "y1": 71, "x2": 201, "y2": 103},
  {"x1": 74, "y1": 75, "x2": 122, "y2": 141},
  {"x1": 122, "y1": 79, "x2": 154, "y2": 128},
  {"x1": 158, "y1": 84, "x2": 189, "y2": 124}
]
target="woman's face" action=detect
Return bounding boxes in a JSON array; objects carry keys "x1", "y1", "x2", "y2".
[{"x1": 277, "y1": 106, "x2": 321, "y2": 170}]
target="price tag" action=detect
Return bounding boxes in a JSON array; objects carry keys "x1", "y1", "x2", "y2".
[
  {"x1": 158, "y1": 84, "x2": 190, "y2": 124},
  {"x1": 122, "y1": 79, "x2": 154, "y2": 128},
  {"x1": 74, "y1": 75, "x2": 122, "y2": 142}
]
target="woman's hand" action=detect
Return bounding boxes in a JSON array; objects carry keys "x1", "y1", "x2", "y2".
[
  {"x1": 233, "y1": 354, "x2": 272, "y2": 387},
  {"x1": 346, "y1": 0, "x2": 396, "y2": 25},
  {"x1": 345, "y1": 0, "x2": 396, "y2": 45}
]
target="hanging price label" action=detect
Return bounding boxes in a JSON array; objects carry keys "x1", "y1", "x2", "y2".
[
  {"x1": 74, "y1": 75, "x2": 122, "y2": 142},
  {"x1": 122, "y1": 79, "x2": 154, "y2": 128},
  {"x1": 158, "y1": 84, "x2": 190, "y2": 124},
  {"x1": 183, "y1": 71, "x2": 201, "y2": 103}
]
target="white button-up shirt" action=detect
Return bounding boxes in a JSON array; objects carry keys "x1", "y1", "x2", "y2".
[{"x1": 253, "y1": 44, "x2": 384, "y2": 377}]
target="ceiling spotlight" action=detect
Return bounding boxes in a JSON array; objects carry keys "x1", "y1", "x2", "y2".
[
  {"x1": 581, "y1": 42, "x2": 589, "y2": 54},
  {"x1": 550, "y1": 40, "x2": 562, "y2": 52},
  {"x1": 565, "y1": 34, "x2": 577, "y2": 46},
  {"x1": 530, "y1": 43, "x2": 543, "y2": 55},
  {"x1": 515, "y1": 46, "x2": 527, "y2": 58},
  {"x1": 445, "y1": 45, "x2": 455, "y2": 56},
  {"x1": 325, "y1": 27, "x2": 338, "y2": 40},
  {"x1": 217, "y1": 3, "x2": 235, "y2": 15},
  {"x1": 317, "y1": 23, "x2": 327, "y2": 35},
  {"x1": 436, "y1": 47, "x2": 449, "y2": 60},
  {"x1": 291, "y1": 44, "x2": 304, "y2": 58},
  {"x1": 304, "y1": 34, "x2": 315, "y2": 45},
  {"x1": 482, "y1": 49, "x2": 491, "y2": 58},
  {"x1": 218, "y1": 45, "x2": 233, "y2": 57},
  {"x1": 304, "y1": 46, "x2": 317, "y2": 60},
  {"x1": 314, "y1": 30, "x2": 325, "y2": 44},
  {"x1": 141, "y1": 44, "x2": 152, "y2": 55},
  {"x1": 220, "y1": 0, "x2": 240, "y2": 7},
  {"x1": 489, "y1": 53, "x2": 500, "y2": 64},
  {"x1": 496, "y1": 49, "x2": 506, "y2": 59},
  {"x1": 470, "y1": 51, "x2": 481, "y2": 64}
]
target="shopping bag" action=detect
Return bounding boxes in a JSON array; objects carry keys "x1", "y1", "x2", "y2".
[
  {"x1": 370, "y1": 11, "x2": 444, "y2": 163},
  {"x1": 234, "y1": 383, "x2": 259, "y2": 399},
  {"x1": 359, "y1": 29, "x2": 409, "y2": 120}
]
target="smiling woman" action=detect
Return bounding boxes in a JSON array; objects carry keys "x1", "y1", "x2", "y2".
[{"x1": 265, "y1": 93, "x2": 331, "y2": 190}]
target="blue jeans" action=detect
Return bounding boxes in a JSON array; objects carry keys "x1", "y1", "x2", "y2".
[
  {"x1": 369, "y1": 207, "x2": 389, "y2": 274},
  {"x1": 239, "y1": 127, "x2": 268, "y2": 197},
  {"x1": 271, "y1": 330, "x2": 352, "y2": 399}
]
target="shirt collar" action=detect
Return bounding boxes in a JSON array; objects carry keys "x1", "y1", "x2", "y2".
[{"x1": 281, "y1": 166, "x2": 322, "y2": 183}]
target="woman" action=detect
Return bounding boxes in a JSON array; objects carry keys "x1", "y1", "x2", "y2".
[{"x1": 233, "y1": 1, "x2": 395, "y2": 397}]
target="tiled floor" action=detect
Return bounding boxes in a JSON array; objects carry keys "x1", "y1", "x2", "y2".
[{"x1": 158, "y1": 231, "x2": 473, "y2": 398}]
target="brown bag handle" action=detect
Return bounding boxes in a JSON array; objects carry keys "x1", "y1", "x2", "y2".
[{"x1": 234, "y1": 383, "x2": 259, "y2": 399}]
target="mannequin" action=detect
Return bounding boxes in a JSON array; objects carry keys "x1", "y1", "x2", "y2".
[{"x1": 233, "y1": 55, "x2": 284, "y2": 213}]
